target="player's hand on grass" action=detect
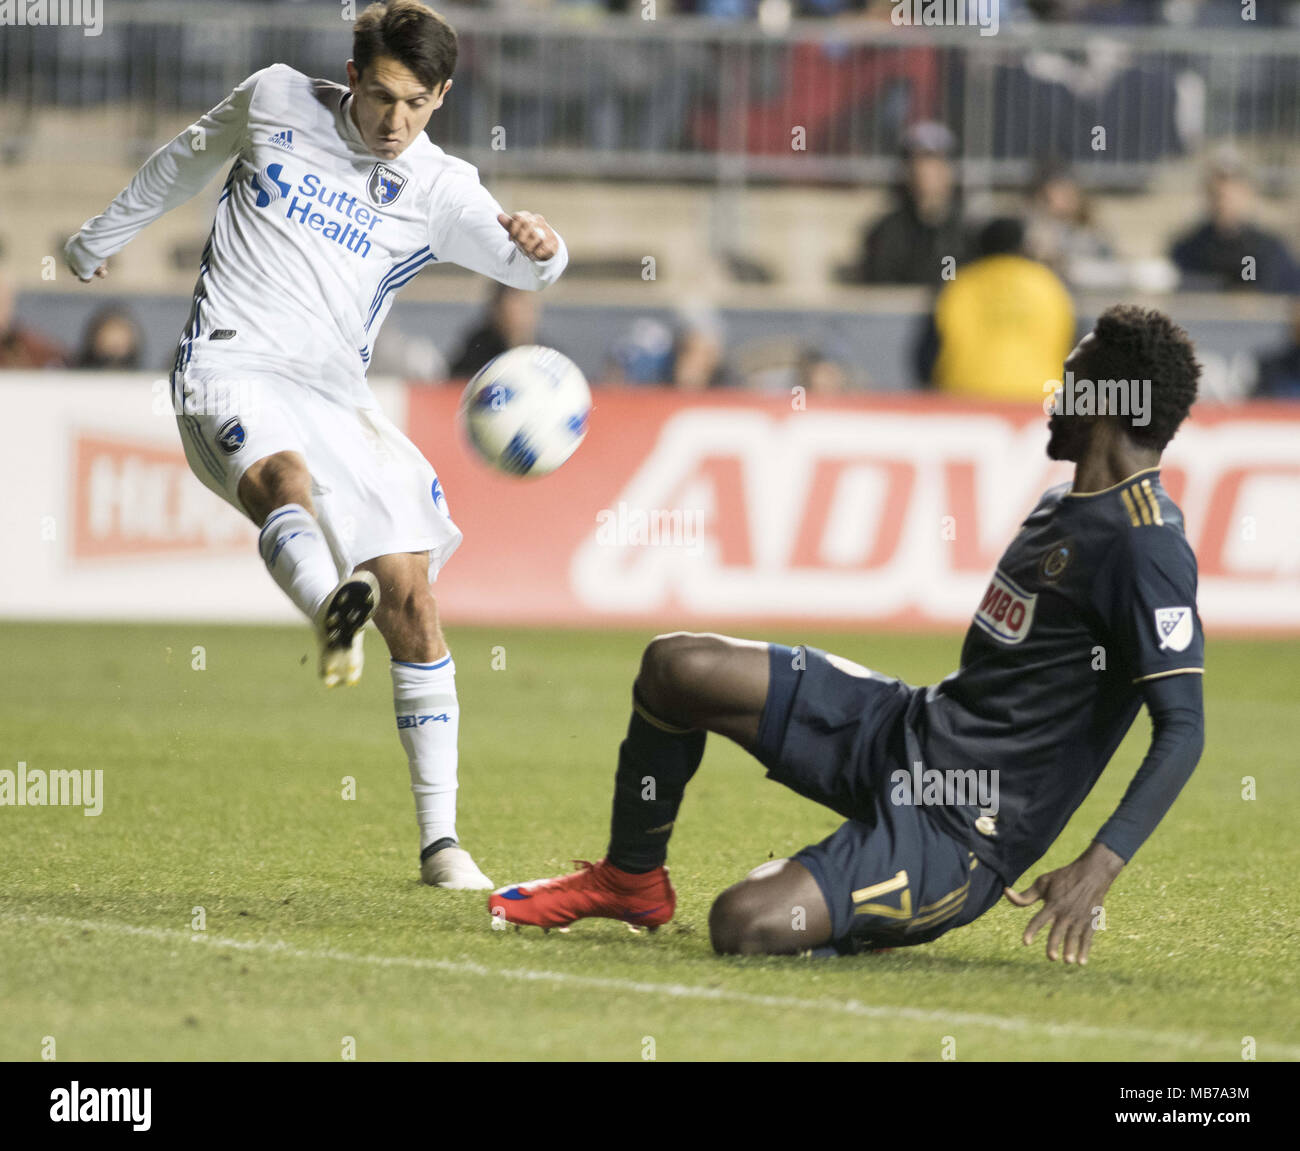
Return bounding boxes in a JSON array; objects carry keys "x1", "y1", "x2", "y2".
[
  {"x1": 498, "y1": 211, "x2": 558, "y2": 262},
  {"x1": 1003, "y1": 841, "x2": 1125, "y2": 966}
]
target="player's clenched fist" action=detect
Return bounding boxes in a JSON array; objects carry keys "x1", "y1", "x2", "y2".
[{"x1": 498, "y1": 211, "x2": 558, "y2": 262}]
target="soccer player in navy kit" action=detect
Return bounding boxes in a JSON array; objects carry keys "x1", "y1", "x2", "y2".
[{"x1": 490, "y1": 305, "x2": 1206, "y2": 965}]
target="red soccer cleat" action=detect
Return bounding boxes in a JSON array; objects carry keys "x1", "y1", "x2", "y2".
[{"x1": 488, "y1": 859, "x2": 676, "y2": 931}]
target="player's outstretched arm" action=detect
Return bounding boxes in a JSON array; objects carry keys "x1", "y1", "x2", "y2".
[
  {"x1": 64, "y1": 68, "x2": 268, "y2": 283},
  {"x1": 496, "y1": 210, "x2": 559, "y2": 262},
  {"x1": 431, "y1": 176, "x2": 568, "y2": 291},
  {"x1": 1006, "y1": 673, "x2": 1204, "y2": 965}
]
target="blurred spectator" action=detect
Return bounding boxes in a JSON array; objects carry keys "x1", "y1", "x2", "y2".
[
  {"x1": 734, "y1": 338, "x2": 852, "y2": 393},
  {"x1": 606, "y1": 306, "x2": 728, "y2": 389},
  {"x1": 1254, "y1": 297, "x2": 1300, "y2": 399},
  {"x1": 371, "y1": 324, "x2": 447, "y2": 381},
  {"x1": 673, "y1": 0, "x2": 759, "y2": 17},
  {"x1": 0, "y1": 269, "x2": 66, "y2": 369},
  {"x1": 915, "y1": 217, "x2": 1076, "y2": 401},
  {"x1": 607, "y1": 318, "x2": 675, "y2": 385},
  {"x1": 1169, "y1": 149, "x2": 1299, "y2": 293},
  {"x1": 1023, "y1": 161, "x2": 1118, "y2": 287},
  {"x1": 1026, "y1": 0, "x2": 1158, "y2": 22},
  {"x1": 449, "y1": 282, "x2": 543, "y2": 379},
  {"x1": 582, "y1": 1, "x2": 703, "y2": 153},
  {"x1": 74, "y1": 305, "x2": 143, "y2": 369},
  {"x1": 846, "y1": 121, "x2": 968, "y2": 286},
  {"x1": 797, "y1": 346, "x2": 849, "y2": 394},
  {"x1": 1164, "y1": 0, "x2": 1296, "y2": 28}
]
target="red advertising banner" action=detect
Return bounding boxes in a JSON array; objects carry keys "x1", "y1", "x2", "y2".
[
  {"x1": 406, "y1": 388, "x2": 1300, "y2": 634},
  {"x1": 72, "y1": 433, "x2": 254, "y2": 561}
]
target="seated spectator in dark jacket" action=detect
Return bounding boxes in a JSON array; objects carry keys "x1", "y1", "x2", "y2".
[
  {"x1": 1170, "y1": 150, "x2": 1299, "y2": 293},
  {"x1": 847, "y1": 121, "x2": 968, "y2": 286},
  {"x1": 1254, "y1": 297, "x2": 1300, "y2": 399},
  {"x1": 1024, "y1": 160, "x2": 1118, "y2": 287},
  {"x1": 75, "y1": 306, "x2": 143, "y2": 369},
  {"x1": 449, "y1": 282, "x2": 543, "y2": 379},
  {"x1": 0, "y1": 269, "x2": 66, "y2": 369}
]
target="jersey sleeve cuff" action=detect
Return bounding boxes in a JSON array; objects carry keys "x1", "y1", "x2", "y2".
[
  {"x1": 1092, "y1": 833, "x2": 1134, "y2": 865},
  {"x1": 63, "y1": 234, "x2": 100, "y2": 281},
  {"x1": 1131, "y1": 667, "x2": 1204, "y2": 684}
]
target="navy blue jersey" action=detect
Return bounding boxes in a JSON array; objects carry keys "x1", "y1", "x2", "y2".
[{"x1": 907, "y1": 467, "x2": 1204, "y2": 882}]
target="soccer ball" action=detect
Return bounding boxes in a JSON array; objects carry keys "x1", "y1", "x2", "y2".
[{"x1": 458, "y1": 345, "x2": 591, "y2": 477}]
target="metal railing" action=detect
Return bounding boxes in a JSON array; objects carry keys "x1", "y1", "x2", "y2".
[{"x1": 2, "y1": 4, "x2": 1298, "y2": 187}]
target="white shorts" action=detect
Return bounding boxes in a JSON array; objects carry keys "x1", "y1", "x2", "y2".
[{"x1": 171, "y1": 368, "x2": 462, "y2": 582}]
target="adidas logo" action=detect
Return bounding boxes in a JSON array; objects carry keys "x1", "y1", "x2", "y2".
[{"x1": 267, "y1": 129, "x2": 294, "y2": 152}]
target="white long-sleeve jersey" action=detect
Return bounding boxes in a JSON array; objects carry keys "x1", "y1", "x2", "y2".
[{"x1": 65, "y1": 64, "x2": 568, "y2": 405}]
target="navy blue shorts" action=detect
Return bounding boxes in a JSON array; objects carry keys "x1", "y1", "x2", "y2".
[{"x1": 755, "y1": 644, "x2": 1004, "y2": 953}]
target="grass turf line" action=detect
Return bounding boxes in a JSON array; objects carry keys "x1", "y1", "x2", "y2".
[{"x1": 1, "y1": 622, "x2": 1296, "y2": 1060}]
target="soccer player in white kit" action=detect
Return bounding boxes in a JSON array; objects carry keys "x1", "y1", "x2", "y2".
[{"x1": 62, "y1": 0, "x2": 568, "y2": 889}]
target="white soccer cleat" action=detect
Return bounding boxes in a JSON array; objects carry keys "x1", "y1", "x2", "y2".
[
  {"x1": 421, "y1": 845, "x2": 494, "y2": 890},
  {"x1": 316, "y1": 571, "x2": 380, "y2": 688}
]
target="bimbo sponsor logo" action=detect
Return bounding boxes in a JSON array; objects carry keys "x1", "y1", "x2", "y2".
[{"x1": 973, "y1": 569, "x2": 1036, "y2": 645}]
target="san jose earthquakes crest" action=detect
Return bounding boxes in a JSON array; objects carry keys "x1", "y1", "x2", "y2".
[
  {"x1": 216, "y1": 417, "x2": 246, "y2": 454},
  {"x1": 366, "y1": 162, "x2": 406, "y2": 207}
]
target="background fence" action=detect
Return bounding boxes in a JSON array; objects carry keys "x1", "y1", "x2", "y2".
[{"x1": 3, "y1": 4, "x2": 1299, "y2": 188}]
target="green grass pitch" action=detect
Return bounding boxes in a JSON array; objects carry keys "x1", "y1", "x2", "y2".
[{"x1": 1, "y1": 621, "x2": 1296, "y2": 1061}]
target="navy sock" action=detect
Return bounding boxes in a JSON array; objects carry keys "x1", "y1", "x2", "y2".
[{"x1": 606, "y1": 691, "x2": 706, "y2": 873}]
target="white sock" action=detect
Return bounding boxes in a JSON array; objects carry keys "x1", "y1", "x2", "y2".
[
  {"x1": 257, "y1": 503, "x2": 339, "y2": 622},
  {"x1": 391, "y1": 656, "x2": 460, "y2": 851}
]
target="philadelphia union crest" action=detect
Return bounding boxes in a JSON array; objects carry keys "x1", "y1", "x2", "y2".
[
  {"x1": 367, "y1": 162, "x2": 406, "y2": 207},
  {"x1": 1037, "y1": 539, "x2": 1074, "y2": 583}
]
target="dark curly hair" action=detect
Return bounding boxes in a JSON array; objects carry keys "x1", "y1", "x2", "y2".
[
  {"x1": 353, "y1": 0, "x2": 457, "y2": 92},
  {"x1": 1078, "y1": 305, "x2": 1201, "y2": 451}
]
